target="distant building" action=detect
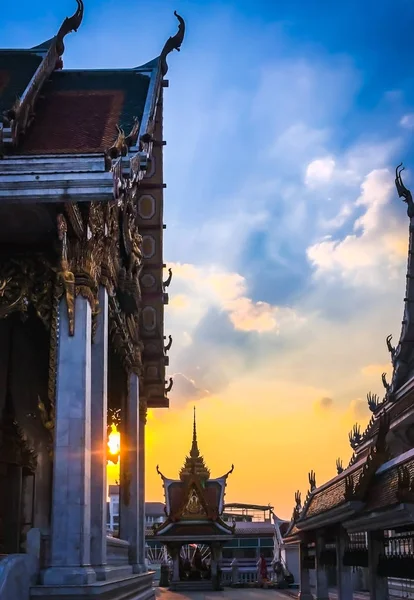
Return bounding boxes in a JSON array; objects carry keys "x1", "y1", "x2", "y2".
[{"x1": 107, "y1": 485, "x2": 165, "y2": 532}]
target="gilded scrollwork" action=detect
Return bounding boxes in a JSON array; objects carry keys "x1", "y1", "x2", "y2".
[
  {"x1": 118, "y1": 199, "x2": 143, "y2": 315},
  {"x1": 0, "y1": 187, "x2": 144, "y2": 408},
  {"x1": 0, "y1": 256, "x2": 54, "y2": 326}
]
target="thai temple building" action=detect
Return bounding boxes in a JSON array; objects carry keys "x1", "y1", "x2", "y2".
[
  {"x1": 0, "y1": 2, "x2": 184, "y2": 599},
  {"x1": 145, "y1": 410, "x2": 296, "y2": 591},
  {"x1": 150, "y1": 409, "x2": 235, "y2": 592},
  {"x1": 284, "y1": 165, "x2": 414, "y2": 600}
]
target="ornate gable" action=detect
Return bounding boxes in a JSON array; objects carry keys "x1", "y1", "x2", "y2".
[{"x1": 154, "y1": 409, "x2": 234, "y2": 537}]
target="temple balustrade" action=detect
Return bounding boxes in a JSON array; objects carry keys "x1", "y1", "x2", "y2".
[{"x1": 293, "y1": 526, "x2": 414, "y2": 600}]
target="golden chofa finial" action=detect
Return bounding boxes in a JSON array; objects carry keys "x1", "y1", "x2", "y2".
[
  {"x1": 160, "y1": 11, "x2": 186, "y2": 76},
  {"x1": 56, "y1": 0, "x2": 84, "y2": 58}
]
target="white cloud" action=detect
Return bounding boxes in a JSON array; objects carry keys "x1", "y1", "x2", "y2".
[
  {"x1": 306, "y1": 169, "x2": 407, "y2": 286},
  {"x1": 168, "y1": 263, "x2": 303, "y2": 335},
  {"x1": 400, "y1": 114, "x2": 414, "y2": 130},
  {"x1": 305, "y1": 157, "x2": 336, "y2": 186}
]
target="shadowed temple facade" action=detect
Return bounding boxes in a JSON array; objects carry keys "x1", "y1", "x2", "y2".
[
  {"x1": 0, "y1": 2, "x2": 184, "y2": 599},
  {"x1": 284, "y1": 165, "x2": 414, "y2": 600}
]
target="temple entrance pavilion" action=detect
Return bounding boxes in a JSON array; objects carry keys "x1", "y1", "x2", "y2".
[{"x1": 151, "y1": 409, "x2": 235, "y2": 592}]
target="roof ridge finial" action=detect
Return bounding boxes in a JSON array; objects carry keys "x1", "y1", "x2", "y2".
[
  {"x1": 160, "y1": 11, "x2": 186, "y2": 77},
  {"x1": 190, "y1": 405, "x2": 199, "y2": 458},
  {"x1": 56, "y1": 0, "x2": 84, "y2": 58}
]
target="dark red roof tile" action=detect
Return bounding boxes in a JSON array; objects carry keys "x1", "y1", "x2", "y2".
[
  {"x1": 364, "y1": 456, "x2": 414, "y2": 512},
  {"x1": 302, "y1": 465, "x2": 364, "y2": 519},
  {"x1": 18, "y1": 69, "x2": 151, "y2": 155},
  {"x1": 21, "y1": 90, "x2": 124, "y2": 154}
]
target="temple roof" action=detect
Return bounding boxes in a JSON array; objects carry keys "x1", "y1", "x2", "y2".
[
  {"x1": 0, "y1": 4, "x2": 185, "y2": 156},
  {"x1": 0, "y1": 51, "x2": 43, "y2": 115},
  {"x1": 18, "y1": 69, "x2": 152, "y2": 155},
  {"x1": 154, "y1": 409, "x2": 234, "y2": 538}
]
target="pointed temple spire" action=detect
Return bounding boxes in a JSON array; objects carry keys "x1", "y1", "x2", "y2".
[
  {"x1": 190, "y1": 405, "x2": 199, "y2": 458},
  {"x1": 179, "y1": 407, "x2": 210, "y2": 481}
]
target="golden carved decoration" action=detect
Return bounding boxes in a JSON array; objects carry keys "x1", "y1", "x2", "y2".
[
  {"x1": 0, "y1": 256, "x2": 54, "y2": 327},
  {"x1": 125, "y1": 117, "x2": 140, "y2": 148},
  {"x1": 0, "y1": 185, "x2": 145, "y2": 407},
  {"x1": 182, "y1": 488, "x2": 205, "y2": 517}
]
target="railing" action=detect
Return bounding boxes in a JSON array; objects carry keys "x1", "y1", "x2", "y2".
[{"x1": 221, "y1": 567, "x2": 259, "y2": 586}]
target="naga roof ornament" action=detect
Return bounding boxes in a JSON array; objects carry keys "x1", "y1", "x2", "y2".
[
  {"x1": 160, "y1": 11, "x2": 185, "y2": 76},
  {"x1": 56, "y1": 0, "x2": 84, "y2": 58}
]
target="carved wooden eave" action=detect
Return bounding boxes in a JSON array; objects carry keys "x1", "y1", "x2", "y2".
[
  {"x1": 344, "y1": 503, "x2": 414, "y2": 534},
  {"x1": 296, "y1": 501, "x2": 364, "y2": 531},
  {"x1": 0, "y1": 150, "x2": 149, "y2": 204}
]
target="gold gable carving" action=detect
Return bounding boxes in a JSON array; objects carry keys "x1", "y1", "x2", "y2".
[{"x1": 181, "y1": 486, "x2": 206, "y2": 518}]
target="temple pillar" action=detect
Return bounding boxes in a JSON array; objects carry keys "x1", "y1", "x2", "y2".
[
  {"x1": 90, "y1": 286, "x2": 109, "y2": 579},
  {"x1": 367, "y1": 531, "x2": 388, "y2": 600},
  {"x1": 137, "y1": 398, "x2": 147, "y2": 571},
  {"x1": 118, "y1": 372, "x2": 140, "y2": 572},
  {"x1": 43, "y1": 295, "x2": 96, "y2": 585},
  {"x1": 315, "y1": 535, "x2": 329, "y2": 600},
  {"x1": 336, "y1": 528, "x2": 353, "y2": 600},
  {"x1": 299, "y1": 542, "x2": 313, "y2": 600}
]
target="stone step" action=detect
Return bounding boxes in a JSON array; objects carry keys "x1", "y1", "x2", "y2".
[
  {"x1": 169, "y1": 580, "x2": 214, "y2": 592},
  {"x1": 31, "y1": 570, "x2": 155, "y2": 600}
]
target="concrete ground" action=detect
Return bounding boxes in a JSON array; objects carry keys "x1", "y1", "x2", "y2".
[{"x1": 155, "y1": 589, "x2": 291, "y2": 600}]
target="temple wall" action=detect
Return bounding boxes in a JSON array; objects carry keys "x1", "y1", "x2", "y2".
[{"x1": 0, "y1": 313, "x2": 52, "y2": 535}]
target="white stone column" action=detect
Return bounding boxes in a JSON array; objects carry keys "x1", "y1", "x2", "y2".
[
  {"x1": 118, "y1": 372, "x2": 140, "y2": 572},
  {"x1": 315, "y1": 535, "x2": 329, "y2": 600},
  {"x1": 299, "y1": 543, "x2": 313, "y2": 600},
  {"x1": 43, "y1": 295, "x2": 96, "y2": 585},
  {"x1": 90, "y1": 286, "x2": 109, "y2": 579},
  {"x1": 367, "y1": 531, "x2": 388, "y2": 600},
  {"x1": 336, "y1": 529, "x2": 353, "y2": 600},
  {"x1": 137, "y1": 398, "x2": 147, "y2": 571}
]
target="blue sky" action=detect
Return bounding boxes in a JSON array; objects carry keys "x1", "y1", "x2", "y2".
[{"x1": 3, "y1": 0, "x2": 414, "y2": 512}]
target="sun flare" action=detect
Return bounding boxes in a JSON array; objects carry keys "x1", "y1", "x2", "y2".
[{"x1": 107, "y1": 423, "x2": 120, "y2": 458}]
